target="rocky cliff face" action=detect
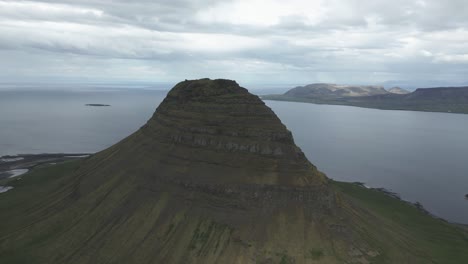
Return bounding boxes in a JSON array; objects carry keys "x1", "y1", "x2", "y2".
[{"x1": 139, "y1": 79, "x2": 326, "y2": 187}]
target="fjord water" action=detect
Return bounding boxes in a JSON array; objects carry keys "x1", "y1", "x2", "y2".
[
  {"x1": 267, "y1": 100, "x2": 468, "y2": 224},
  {"x1": 0, "y1": 88, "x2": 467, "y2": 224},
  {"x1": 0, "y1": 88, "x2": 166, "y2": 155}
]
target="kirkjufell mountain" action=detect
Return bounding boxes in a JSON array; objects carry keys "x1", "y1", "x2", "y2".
[{"x1": 1, "y1": 79, "x2": 467, "y2": 263}]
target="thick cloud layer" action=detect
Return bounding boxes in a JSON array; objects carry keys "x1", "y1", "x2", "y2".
[{"x1": 1, "y1": 0, "x2": 467, "y2": 87}]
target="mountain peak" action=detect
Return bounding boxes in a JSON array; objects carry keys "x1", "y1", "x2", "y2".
[
  {"x1": 166, "y1": 79, "x2": 247, "y2": 101},
  {"x1": 144, "y1": 79, "x2": 326, "y2": 187}
]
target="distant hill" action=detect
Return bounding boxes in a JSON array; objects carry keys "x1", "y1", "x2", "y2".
[
  {"x1": 263, "y1": 85, "x2": 468, "y2": 114},
  {"x1": 285, "y1": 83, "x2": 389, "y2": 99},
  {"x1": 388, "y1": 87, "x2": 410, "y2": 94},
  {"x1": 406, "y1": 87, "x2": 468, "y2": 101}
]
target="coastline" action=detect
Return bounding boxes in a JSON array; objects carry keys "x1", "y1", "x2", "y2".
[
  {"x1": 262, "y1": 96, "x2": 468, "y2": 115},
  {"x1": 0, "y1": 153, "x2": 91, "y2": 181},
  {"x1": 350, "y1": 181, "x2": 447, "y2": 222}
]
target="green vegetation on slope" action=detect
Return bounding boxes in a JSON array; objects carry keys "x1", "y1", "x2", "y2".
[
  {"x1": 1, "y1": 162, "x2": 468, "y2": 263},
  {"x1": 0, "y1": 161, "x2": 81, "y2": 264},
  {"x1": 333, "y1": 181, "x2": 468, "y2": 263}
]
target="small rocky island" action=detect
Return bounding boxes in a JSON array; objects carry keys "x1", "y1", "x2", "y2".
[{"x1": 85, "y1": 104, "x2": 111, "y2": 107}]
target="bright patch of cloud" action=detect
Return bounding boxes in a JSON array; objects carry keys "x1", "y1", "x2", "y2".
[
  {"x1": 0, "y1": 0, "x2": 104, "y2": 20},
  {"x1": 196, "y1": 0, "x2": 327, "y2": 26},
  {"x1": 0, "y1": 0, "x2": 467, "y2": 86}
]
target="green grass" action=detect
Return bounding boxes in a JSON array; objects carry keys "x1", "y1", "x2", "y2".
[
  {"x1": 1, "y1": 162, "x2": 468, "y2": 263},
  {"x1": 332, "y1": 180, "x2": 468, "y2": 263},
  {"x1": 0, "y1": 161, "x2": 79, "y2": 219},
  {"x1": 0, "y1": 161, "x2": 81, "y2": 264},
  {"x1": 308, "y1": 248, "x2": 324, "y2": 260}
]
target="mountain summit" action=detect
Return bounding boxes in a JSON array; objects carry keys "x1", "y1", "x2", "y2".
[
  {"x1": 1, "y1": 79, "x2": 467, "y2": 264},
  {"x1": 143, "y1": 78, "x2": 327, "y2": 187}
]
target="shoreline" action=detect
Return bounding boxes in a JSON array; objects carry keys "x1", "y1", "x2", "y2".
[
  {"x1": 349, "y1": 181, "x2": 468, "y2": 228},
  {"x1": 262, "y1": 97, "x2": 468, "y2": 115},
  {"x1": 351, "y1": 182, "x2": 440, "y2": 218},
  {"x1": 0, "y1": 153, "x2": 92, "y2": 181}
]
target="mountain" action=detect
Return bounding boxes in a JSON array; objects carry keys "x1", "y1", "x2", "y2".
[
  {"x1": 285, "y1": 83, "x2": 389, "y2": 99},
  {"x1": 1, "y1": 79, "x2": 467, "y2": 263},
  {"x1": 387, "y1": 87, "x2": 410, "y2": 94},
  {"x1": 406, "y1": 87, "x2": 468, "y2": 101},
  {"x1": 264, "y1": 85, "x2": 468, "y2": 114}
]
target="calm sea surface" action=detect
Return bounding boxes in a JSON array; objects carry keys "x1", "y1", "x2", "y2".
[
  {"x1": 1, "y1": 88, "x2": 467, "y2": 224},
  {"x1": 0, "y1": 88, "x2": 166, "y2": 155}
]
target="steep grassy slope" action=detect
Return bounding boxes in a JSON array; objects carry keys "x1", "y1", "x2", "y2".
[
  {"x1": 1, "y1": 79, "x2": 467, "y2": 263},
  {"x1": 1, "y1": 162, "x2": 467, "y2": 263},
  {"x1": 333, "y1": 182, "x2": 468, "y2": 263}
]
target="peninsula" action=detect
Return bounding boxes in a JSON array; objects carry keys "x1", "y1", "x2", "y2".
[
  {"x1": 263, "y1": 83, "x2": 468, "y2": 114},
  {"x1": 85, "y1": 104, "x2": 111, "y2": 107}
]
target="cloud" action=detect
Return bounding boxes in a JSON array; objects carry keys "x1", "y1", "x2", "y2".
[
  {"x1": 0, "y1": 0, "x2": 467, "y2": 87},
  {"x1": 0, "y1": 19, "x2": 268, "y2": 59},
  {"x1": 196, "y1": 0, "x2": 328, "y2": 27}
]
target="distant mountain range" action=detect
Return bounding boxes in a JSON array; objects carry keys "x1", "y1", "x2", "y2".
[
  {"x1": 284, "y1": 83, "x2": 389, "y2": 98},
  {"x1": 263, "y1": 83, "x2": 468, "y2": 114}
]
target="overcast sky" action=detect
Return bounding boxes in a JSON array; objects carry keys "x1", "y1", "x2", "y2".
[{"x1": 1, "y1": 0, "x2": 467, "y2": 88}]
